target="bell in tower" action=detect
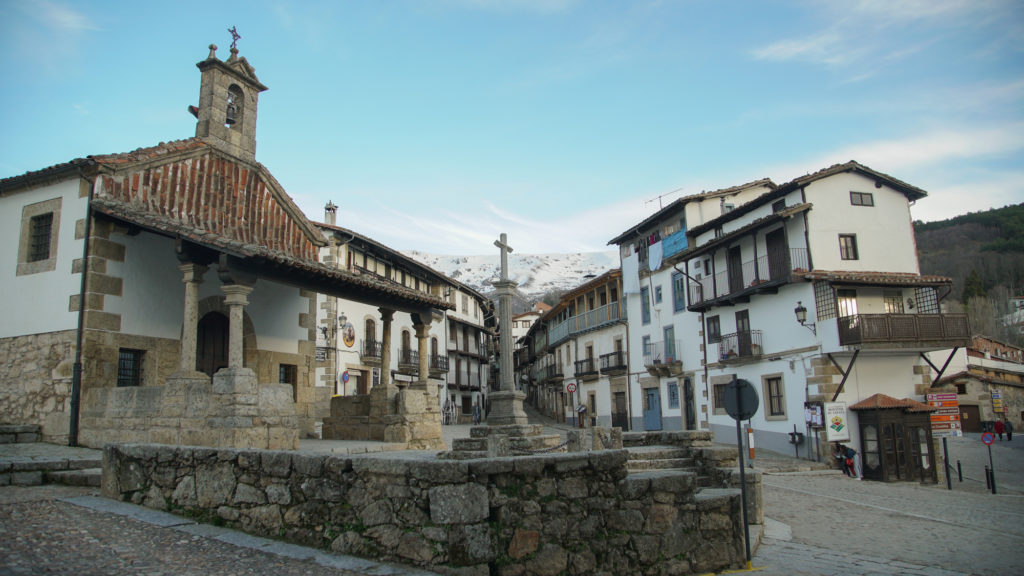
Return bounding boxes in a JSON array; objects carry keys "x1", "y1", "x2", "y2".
[{"x1": 191, "y1": 29, "x2": 268, "y2": 162}]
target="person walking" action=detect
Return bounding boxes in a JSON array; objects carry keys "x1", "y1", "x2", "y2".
[
  {"x1": 845, "y1": 445, "x2": 862, "y2": 480},
  {"x1": 995, "y1": 419, "x2": 1005, "y2": 441},
  {"x1": 1005, "y1": 419, "x2": 1014, "y2": 441}
]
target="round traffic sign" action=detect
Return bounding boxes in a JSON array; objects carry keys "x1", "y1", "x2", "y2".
[
  {"x1": 342, "y1": 371, "x2": 350, "y2": 384},
  {"x1": 566, "y1": 382, "x2": 577, "y2": 393},
  {"x1": 723, "y1": 378, "x2": 759, "y2": 421},
  {"x1": 982, "y1": 431, "x2": 994, "y2": 445}
]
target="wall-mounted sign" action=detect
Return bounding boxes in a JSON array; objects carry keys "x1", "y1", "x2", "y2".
[
  {"x1": 824, "y1": 402, "x2": 850, "y2": 442},
  {"x1": 804, "y1": 402, "x2": 824, "y2": 427},
  {"x1": 315, "y1": 347, "x2": 329, "y2": 362},
  {"x1": 342, "y1": 322, "x2": 356, "y2": 348}
]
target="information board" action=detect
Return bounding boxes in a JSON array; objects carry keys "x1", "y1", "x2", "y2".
[
  {"x1": 824, "y1": 402, "x2": 850, "y2": 442},
  {"x1": 927, "y1": 392, "x2": 962, "y2": 437}
]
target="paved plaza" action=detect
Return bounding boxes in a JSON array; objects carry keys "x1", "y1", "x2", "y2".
[{"x1": 2, "y1": 427, "x2": 1023, "y2": 575}]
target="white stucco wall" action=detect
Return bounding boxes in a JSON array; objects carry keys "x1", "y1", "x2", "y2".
[
  {"x1": 804, "y1": 173, "x2": 919, "y2": 274},
  {"x1": 0, "y1": 178, "x2": 87, "y2": 338},
  {"x1": 106, "y1": 232, "x2": 184, "y2": 339}
]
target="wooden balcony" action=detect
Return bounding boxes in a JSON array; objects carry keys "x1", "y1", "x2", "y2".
[
  {"x1": 837, "y1": 313, "x2": 970, "y2": 349},
  {"x1": 688, "y1": 248, "x2": 809, "y2": 311}
]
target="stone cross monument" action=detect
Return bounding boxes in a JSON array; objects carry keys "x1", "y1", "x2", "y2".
[{"x1": 486, "y1": 233, "x2": 528, "y2": 426}]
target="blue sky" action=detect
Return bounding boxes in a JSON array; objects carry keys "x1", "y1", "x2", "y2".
[{"x1": 2, "y1": 0, "x2": 1022, "y2": 255}]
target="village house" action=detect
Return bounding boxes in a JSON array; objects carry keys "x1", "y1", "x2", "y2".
[
  {"x1": 0, "y1": 43, "x2": 451, "y2": 450},
  {"x1": 611, "y1": 162, "x2": 971, "y2": 482},
  {"x1": 929, "y1": 335, "x2": 1024, "y2": 432},
  {"x1": 517, "y1": 270, "x2": 627, "y2": 427}
]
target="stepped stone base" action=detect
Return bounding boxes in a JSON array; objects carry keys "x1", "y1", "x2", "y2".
[{"x1": 0, "y1": 425, "x2": 41, "y2": 444}]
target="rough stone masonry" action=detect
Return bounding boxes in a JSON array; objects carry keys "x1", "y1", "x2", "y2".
[{"x1": 103, "y1": 443, "x2": 747, "y2": 576}]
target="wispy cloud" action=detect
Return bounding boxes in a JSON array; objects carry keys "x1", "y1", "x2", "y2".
[
  {"x1": 441, "y1": 0, "x2": 579, "y2": 15},
  {"x1": 911, "y1": 170, "x2": 1024, "y2": 223},
  {"x1": 768, "y1": 123, "x2": 1024, "y2": 182},
  {"x1": 29, "y1": 0, "x2": 100, "y2": 31}
]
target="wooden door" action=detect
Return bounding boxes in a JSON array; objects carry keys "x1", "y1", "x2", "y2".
[
  {"x1": 612, "y1": 391, "x2": 629, "y2": 430},
  {"x1": 735, "y1": 310, "x2": 752, "y2": 357},
  {"x1": 728, "y1": 246, "x2": 744, "y2": 293},
  {"x1": 643, "y1": 388, "x2": 662, "y2": 431},
  {"x1": 959, "y1": 405, "x2": 981, "y2": 433},
  {"x1": 196, "y1": 312, "x2": 229, "y2": 377},
  {"x1": 765, "y1": 228, "x2": 789, "y2": 281}
]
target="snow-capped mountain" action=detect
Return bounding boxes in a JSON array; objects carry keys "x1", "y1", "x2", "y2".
[{"x1": 404, "y1": 250, "x2": 620, "y2": 300}]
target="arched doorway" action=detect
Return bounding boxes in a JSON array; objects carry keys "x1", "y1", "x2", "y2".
[{"x1": 197, "y1": 312, "x2": 229, "y2": 377}]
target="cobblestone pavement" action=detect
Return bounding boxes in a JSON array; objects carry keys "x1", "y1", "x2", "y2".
[
  {"x1": 753, "y1": 472, "x2": 1024, "y2": 575},
  {"x1": 0, "y1": 485, "x2": 439, "y2": 576}
]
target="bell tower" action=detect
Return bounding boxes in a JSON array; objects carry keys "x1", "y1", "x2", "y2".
[{"x1": 191, "y1": 37, "x2": 268, "y2": 162}]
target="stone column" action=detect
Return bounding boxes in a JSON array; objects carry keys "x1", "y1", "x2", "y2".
[
  {"x1": 379, "y1": 308, "x2": 394, "y2": 388},
  {"x1": 222, "y1": 284, "x2": 253, "y2": 370},
  {"x1": 177, "y1": 263, "x2": 207, "y2": 374},
  {"x1": 415, "y1": 321, "x2": 431, "y2": 387}
]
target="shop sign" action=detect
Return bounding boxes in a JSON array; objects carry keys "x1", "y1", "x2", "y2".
[{"x1": 824, "y1": 402, "x2": 850, "y2": 441}]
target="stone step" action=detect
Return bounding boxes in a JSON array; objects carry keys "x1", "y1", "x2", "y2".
[
  {"x1": 46, "y1": 468, "x2": 102, "y2": 487},
  {"x1": 0, "y1": 424, "x2": 42, "y2": 444},
  {"x1": 452, "y1": 438, "x2": 487, "y2": 452},
  {"x1": 626, "y1": 445, "x2": 689, "y2": 461},
  {"x1": 626, "y1": 458, "x2": 694, "y2": 471}
]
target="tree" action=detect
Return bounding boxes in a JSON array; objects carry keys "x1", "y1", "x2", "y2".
[{"x1": 962, "y1": 269, "x2": 985, "y2": 303}]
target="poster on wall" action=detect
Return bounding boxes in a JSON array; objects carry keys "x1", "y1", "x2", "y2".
[
  {"x1": 824, "y1": 402, "x2": 850, "y2": 441},
  {"x1": 804, "y1": 402, "x2": 824, "y2": 428}
]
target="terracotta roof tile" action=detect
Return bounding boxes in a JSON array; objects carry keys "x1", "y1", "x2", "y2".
[
  {"x1": 797, "y1": 270, "x2": 952, "y2": 286},
  {"x1": 849, "y1": 393, "x2": 937, "y2": 412}
]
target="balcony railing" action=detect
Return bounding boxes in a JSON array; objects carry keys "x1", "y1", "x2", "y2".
[
  {"x1": 599, "y1": 351, "x2": 627, "y2": 374},
  {"x1": 361, "y1": 340, "x2": 382, "y2": 365},
  {"x1": 837, "y1": 314, "x2": 971, "y2": 347},
  {"x1": 643, "y1": 340, "x2": 683, "y2": 377},
  {"x1": 429, "y1": 354, "x2": 449, "y2": 374},
  {"x1": 549, "y1": 301, "x2": 625, "y2": 348},
  {"x1": 689, "y1": 248, "x2": 809, "y2": 307},
  {"x1": 717, "y1": 330, "x2": 763, "y2": 362},
  {"x1": 574, "y1": 358, "x2": 598, "y2": 380},
  {"x1": 398, "y1": 347, "x2": 419, "y2": 371}
]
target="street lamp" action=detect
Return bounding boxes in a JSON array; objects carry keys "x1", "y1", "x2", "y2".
[{"x1": 794, "y1": 301, "x2": 816, "y2": 335}]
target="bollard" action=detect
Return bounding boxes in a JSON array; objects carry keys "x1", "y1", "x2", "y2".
[
  {"x1": 943, "y1": 438, "x2": 951, "y2": 491},
  {"x1": 957, "y1": 460, "x2": 963, "y2": 482},
  {"x1": 985, "y1": 466, "x2": 991, "y2": 489}
]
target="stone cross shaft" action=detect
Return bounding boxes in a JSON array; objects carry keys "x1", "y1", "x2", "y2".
[
  {"x1": 494, "y1": 233, "x2": 516, "y2": 392},
  {"x1": 494, "y1": 233, "x2": 512, "y2": 282}
]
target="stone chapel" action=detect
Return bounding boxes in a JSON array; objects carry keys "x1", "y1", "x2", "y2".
[{"x1": 0, "y1": 42, "x2": 451, "y2": 449}]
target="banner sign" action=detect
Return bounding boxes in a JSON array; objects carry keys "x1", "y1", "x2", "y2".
[{"x1": 824, "y1": 402, "x2": 850, "y2": 441}]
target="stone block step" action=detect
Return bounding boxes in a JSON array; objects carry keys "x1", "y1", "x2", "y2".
[
  {"x1": 46, "y1": 468, "x2": 102, "y2": 487},
  {"x1": 626, "y1": 445, "x2": 689, "y2": 460},
  {"x1": 625, "y1": 457, "x2": 693, "y2": 471},
  {"x1": 452, "y1": 438, "x2": 487, "y2": 452},
  {"x1": 0, "y1": 424, "x2": 42, "y2": 444}
]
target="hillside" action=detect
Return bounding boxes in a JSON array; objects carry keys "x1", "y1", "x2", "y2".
[
  {"x1": 404, "y1": 250, "x2": 620, "y2": 307},
  {"x1": 915, "y1": 203, "x2": 1024, "y2": 302}
]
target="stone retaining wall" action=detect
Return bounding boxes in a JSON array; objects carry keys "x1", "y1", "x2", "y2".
[
  {"x1": 103, "y1": 444, "x2": 746, "y2": 576},
  {"x1": 0, "y1": 331, "x2": 76, "y2": 443}
]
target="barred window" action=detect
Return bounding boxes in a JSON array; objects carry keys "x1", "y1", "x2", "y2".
[
  {"x1": 814, "y1": 281, "x2": 836, "y2": 321},
  {"x1": 117, "y1": 349, "x2": 144, "y2": 387},
  {"x1": 915, "y1": 287, "x2": 939, "y2": 314},
  {"x1": 29, "y1": 213, "x2": 53, "y2": 262}
]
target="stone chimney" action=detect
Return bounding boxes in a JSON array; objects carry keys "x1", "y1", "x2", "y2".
[{"x1": 325, "y1": 201, "x2": 338, "y2": 226}]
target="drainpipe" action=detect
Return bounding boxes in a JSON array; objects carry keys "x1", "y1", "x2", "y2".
[{"x1": 70, "y1": 162, "x2": 97, "y2": 447}]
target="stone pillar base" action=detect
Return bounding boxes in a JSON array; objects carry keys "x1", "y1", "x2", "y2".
[{"x1": 488, "y1": 390, "x2": 528, "y2": 426}]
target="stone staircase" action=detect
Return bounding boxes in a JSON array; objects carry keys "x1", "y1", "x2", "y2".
[{"x1": 0, "y1": 424, "x2": 102, "y2": 488}]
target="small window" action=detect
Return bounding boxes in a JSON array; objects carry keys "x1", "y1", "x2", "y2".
[
  {"x1": 713, "y1": 383, "x2": 727, "y2": 415},
  {"x1": 771, "y1": 199, "x2": 786, "y2": 213},
  {"x1": 668, "y1": 382, "x2": 680, "y2": 409},
  {"x1": 28, "y1": 213, "x2": 54, "y2": 262},
  {"x1": 279, "y1": 363, "x2": 298, "y2": 401},
  {"x1": 884, "y1": 290, "x2": 904, "y2": 314},
  {"x1": 763, "y1": 375, "x2": 785, "y2": 419},
  {"x1": 706, "y1": 315, "x2": 721, "y2": 344},
  {"x1": 654, "y1": 286, "x2": 663, "y2": 304},
  {"x1": 117, "y1": 349, "x2": 144, "y2": 387},
  {"x1": 17, "y1": 197, "x2": 61, "y2": 276},
  {"x1": 850, "y1": 191, "x2": 874, "y2": 206},
  {"x1": 839, "y1": 234, "x2": 859, "y2": 260},
  {"x1": 723, "y1": 203, "x2": 735, "y2": 213}
]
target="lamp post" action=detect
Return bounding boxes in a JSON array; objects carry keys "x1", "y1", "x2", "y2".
[{"x1": 794, "y1": 301, "x2": 816, "y2": 335}]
